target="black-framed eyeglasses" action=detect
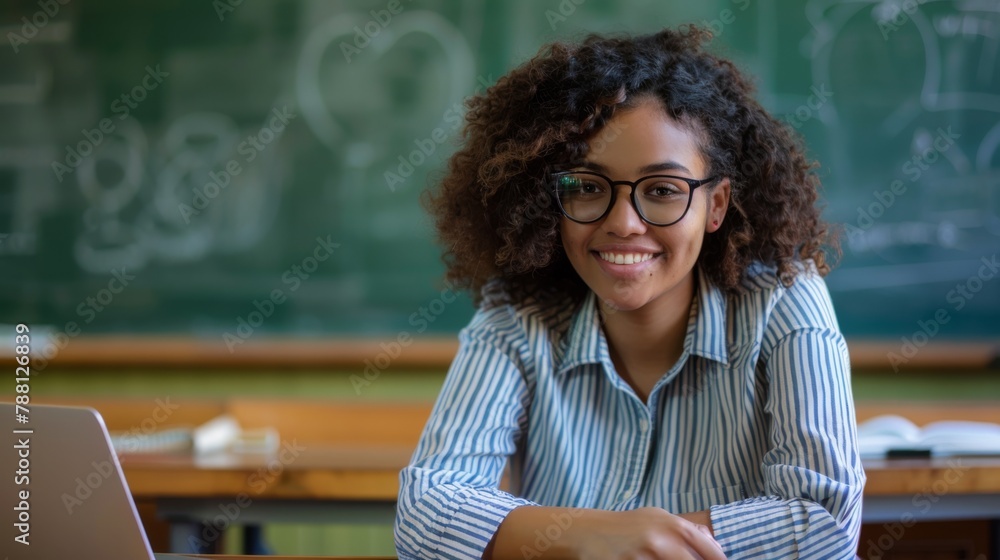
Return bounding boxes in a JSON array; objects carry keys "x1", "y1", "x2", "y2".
[{"x1": 551, "y1": 170, "x2": 718, "y2": 226}]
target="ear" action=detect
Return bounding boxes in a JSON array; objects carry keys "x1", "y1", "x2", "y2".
[{"x1": 705, "y1": 177, "x2": 730, "y2": 233}]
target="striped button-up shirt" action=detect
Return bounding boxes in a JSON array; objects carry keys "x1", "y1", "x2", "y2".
[{"x1": 396, "y1": 263, "x2": 865, "y2": 559}]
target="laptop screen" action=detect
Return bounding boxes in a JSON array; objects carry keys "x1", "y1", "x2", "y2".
[{"x1": 3, "y1": 403, "x2": 157, "y2": 560}]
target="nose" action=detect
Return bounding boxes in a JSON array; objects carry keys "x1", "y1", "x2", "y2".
[{"x1": 601, "y1": 185, "x2": 647, "y2": 237}]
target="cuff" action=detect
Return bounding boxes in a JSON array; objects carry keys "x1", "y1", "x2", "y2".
[
  {"x1": 709, "y1": 496, "x2": 798, "y2": 558},
  {"x1": 421, "y1": 484, "x2": 536, "y2": 559}
]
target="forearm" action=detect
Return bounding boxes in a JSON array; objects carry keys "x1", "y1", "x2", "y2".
[
  {"x1": 486, "y1": 505, "x2": 610, "y2": 559},
  {"x1": 483, "y1": 506, "x2": 600, "y2": 560},
  {"x1": 485, "y1": 506, "x2": 722, "y2": 560}
]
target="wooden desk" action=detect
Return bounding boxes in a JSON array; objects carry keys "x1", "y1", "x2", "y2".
[
  {"x1": 865, "y1": 456, "x2": 1000, "y2": 497},
  {"x1": 123, "y1": 445, "x2": 1000, "y2": 553},
  {"x1": 121, "y1": 445, "x2": 413, "y2": 552},
  {"x1": 862, "y1": 456, "x2": 1000, "y2": 538},
  {"x1": 64, "y1": 397, "x2": 1000, "y2": 554},
  {"x1": 185, "y1": 557, "x2": 394, "y2": 560},
  {"x1": 156, "y1": 554, "x2": 396, "y2": 560},
  {"x1": 122, "y1": 447, "x2": 1000, "y2": 501},
  {"x1": 121, "y1": 445, "x2": 410, "y2": 501}
]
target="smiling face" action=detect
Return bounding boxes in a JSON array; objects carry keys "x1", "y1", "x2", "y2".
[{"x1": 559, "y1": 96, "x2": 730, "y2": 316}]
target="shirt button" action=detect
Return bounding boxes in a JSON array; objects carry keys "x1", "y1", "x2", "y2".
[
  {"x1": 619, "y1": 489, "x2": 634, "y2": 501},
  {"x1": 639, "y1": 418, "x2": 649, "y2": 432}
]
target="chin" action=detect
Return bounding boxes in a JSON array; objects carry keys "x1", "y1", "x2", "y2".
[{"x1": 592, "y1": 289, "x2": 650, "y2": 315}]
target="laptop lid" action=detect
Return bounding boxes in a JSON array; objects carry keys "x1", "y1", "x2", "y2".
[{"x1": 2, "y1": 402, "x2": 157, "y2": 560}]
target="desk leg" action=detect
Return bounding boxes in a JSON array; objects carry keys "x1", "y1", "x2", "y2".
[
  {"x1": 242, "y1": 524, "x2": 273, "y2": 555},
  {"x1": 991, "y1": 518, "x2": 999, "y2": 560}
]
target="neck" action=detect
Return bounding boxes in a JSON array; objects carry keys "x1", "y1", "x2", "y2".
[{"x1": 598, "y1": 271, "x2": 696, "y2": 388}]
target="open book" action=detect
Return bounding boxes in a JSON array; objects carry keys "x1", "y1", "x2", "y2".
[
  {"x1": 109, "y1": 414, "x2": 279, "y2": 455},
  {"x1": 857, "y1": 414, "x2": 1000, "y2": 459}
]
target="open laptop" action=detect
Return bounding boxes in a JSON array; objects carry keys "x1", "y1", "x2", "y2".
[{"x1": 2, "y1": 402, "x2": 202, "y2": 559}]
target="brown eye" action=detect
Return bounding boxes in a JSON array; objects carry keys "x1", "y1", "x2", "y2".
[{"x1": 644, "y1": 182, "x2": 683, "y2": 198}]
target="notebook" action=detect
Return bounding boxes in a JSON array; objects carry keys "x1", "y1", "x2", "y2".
[
  {"x1": 2, "y1": 402, "x2": 203, "y2": 559},
  {"x1": 857, "y1": 414, "x2": 1000, "y2": 459}
]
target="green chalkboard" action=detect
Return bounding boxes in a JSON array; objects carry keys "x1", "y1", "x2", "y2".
[{"x1": 0, "y1": 0, "x2": 997, "y2": 344}]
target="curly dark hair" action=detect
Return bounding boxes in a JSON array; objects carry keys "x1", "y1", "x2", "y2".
[{"x1": 426, "y1": 25, "x2": 839, "y2": 305}]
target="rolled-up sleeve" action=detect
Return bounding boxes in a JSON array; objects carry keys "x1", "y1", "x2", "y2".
[
  {"x1": 395, "y1": 315, "x2": 537, "y2": 559},
  {"x1": 710, "y1": 325, "x2": 866, "y2": 559}
]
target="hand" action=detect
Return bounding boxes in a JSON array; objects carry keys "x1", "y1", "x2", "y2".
[{"x1": 574, "y1": 507, "x2": 727, "y2": 560}]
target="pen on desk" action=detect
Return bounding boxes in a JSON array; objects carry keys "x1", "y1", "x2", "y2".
[{"x1": 886, "y1": 448, "x2": 933, "y2": 459}]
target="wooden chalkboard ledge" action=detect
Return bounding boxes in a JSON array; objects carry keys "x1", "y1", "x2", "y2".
[
  {"x1": 5, "y1": 337, "x2": 998, "y2": 371},
  {"x1": 15, "y1": 336, "x2": 459, "y2": 370},
  {"x1": 847, "y1": 340, "x2": 999, "y2": 371}
]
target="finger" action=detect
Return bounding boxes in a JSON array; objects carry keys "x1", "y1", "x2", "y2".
[
  {"x1": 697, "y1": 526, "x2": 725, "y2": 557},
  {"x1": 687, "y1": 526, "x2": 727, "y2": 560},
  {"x1": 696, "y1": 525, "x2": 724, "y2": 551}
]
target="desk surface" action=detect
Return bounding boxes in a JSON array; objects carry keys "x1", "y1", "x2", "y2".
[
  {"x1": 863, "y1": 456, "x2": 1000, "y2": 496},
  {"x1": 158, "y1": 555, "x2": 396, "y2": 559},
  {"x1": 122, "y1": 445, "x2": 411, "y2": 500},
  {"x1": 185, "y1": 557, "x2": 394, "y2": 560},
  {"x1": 122, "y1": 446, "x2": 1000, "y2": 500}
]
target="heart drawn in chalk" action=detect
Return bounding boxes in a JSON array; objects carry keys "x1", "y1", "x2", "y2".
[{"x1": 295, "y1": 9, "x2": 475, "y2": 157}]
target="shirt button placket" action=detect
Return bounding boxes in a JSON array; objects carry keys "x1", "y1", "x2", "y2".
[{"x1": 617, "y1": 414, "x2": 652, "y2": 505}]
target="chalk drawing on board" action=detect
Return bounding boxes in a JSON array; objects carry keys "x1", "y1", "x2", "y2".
[
  {"x1": 806, "y1": 0, "x2": 1000, "y2": 125},
  {"x1": 804, "y1": 0, "x2": 1000, "y2": 289},
  {"x1": 73, "y1": 106, "x2": 287, "y2": 273},
  {"x1": 294, "y1": 8, "x2": 476, "y2": 249},
  {"x1": 73, "y1": 119, "x2": 149, "y2": 274},
  {"x1": 296, "y1": 10, "x2": 475, "y2": 154}
]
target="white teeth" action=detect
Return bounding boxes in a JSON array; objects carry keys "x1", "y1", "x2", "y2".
[{"x1": 598, "y1": 252, "x2": 655, "y2": 265}]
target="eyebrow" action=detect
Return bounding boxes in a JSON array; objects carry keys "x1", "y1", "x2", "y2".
[{"x1": 580, "y1": 160, "x2": 693, "y2": 176}]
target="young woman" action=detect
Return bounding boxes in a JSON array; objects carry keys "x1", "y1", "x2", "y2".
[{"x1": 395, "y1": 26, "x2": 865, "y2": 559}]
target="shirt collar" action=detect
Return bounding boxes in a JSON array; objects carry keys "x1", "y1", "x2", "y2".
[
  {"x1": 555, "y1": 267, "x2": 729, "y2": 376},
  {"x1": 689, "y1": 265, "x2": 729, "y2": 364}
]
